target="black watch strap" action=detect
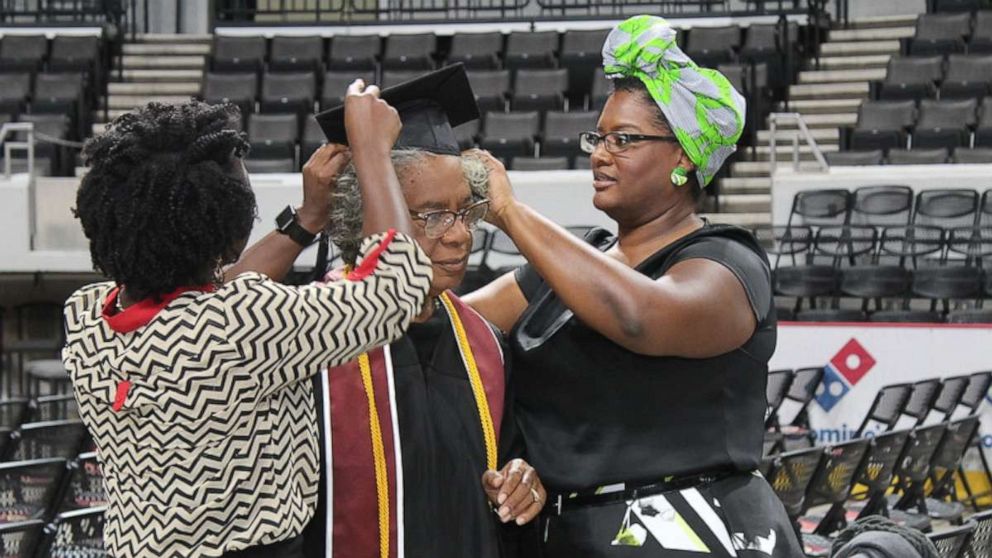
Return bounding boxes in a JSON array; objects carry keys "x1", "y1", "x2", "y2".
[{"x1": 276, "y1": 205, "x2": 318, "y2": 247}]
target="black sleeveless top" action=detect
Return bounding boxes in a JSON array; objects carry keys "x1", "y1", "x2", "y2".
[{"x1": 510, "y1": 224, "x2": 775, "y2": 492}]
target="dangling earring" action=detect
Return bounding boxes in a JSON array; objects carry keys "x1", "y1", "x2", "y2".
[{"x1": 670, "y1": 167, "x2": 689, "y2": 187}]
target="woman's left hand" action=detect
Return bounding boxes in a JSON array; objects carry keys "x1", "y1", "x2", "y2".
[
  {"x1": 465, "y1": 149, "x2": 517, "y2": 231},
  {"x1": 481, "y1": 458, "x2": 547, "y2": 525}
]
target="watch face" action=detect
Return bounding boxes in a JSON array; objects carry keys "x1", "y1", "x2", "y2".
[{"x1": 276, "y1": 206, "x2": 295, "y2": 230}]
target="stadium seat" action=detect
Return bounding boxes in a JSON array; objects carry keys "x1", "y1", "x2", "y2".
[
  {"x1": 31, "y1": 73, "x2": 83, "y2": 115},
  {"x1": 975, "y1": 96, "x2": 992, "y2": 146},
  {"x1": 798, "y1": 438, "x2": 871, "y2": 550},
  {"x1": 59, "y1": 452, "x2": 105, "y2": 513},
  {"x1": 48, "y1": 36, "x2": 99, "y2": 74},
  {"x1": 851, "y1": 185, "x2": 914, "y2": 228},
  {"x1": 260, "y1": 71, "x2": 316, "y2": 114},
  {"x1": 511, "y1": 68, "x2": 567, "y2": 112},
  {"x1": 327, "y1": 35, "x2": 379, "y2": 71},
  {"x1": 247, "y1": 113, "x2": 298, "y2": 159},
  {"x1": 269, "y1": 36, "x2": 323, "y2": 73},
  {"x1": 381, "y1": 70, "x2": 424, "y2": 88},
  {"x1": 940, "y1": 55, "x2": 992, "y2": 99},
  {"x1": 915, "y1": 188, "x2": 980, "y2": 229},
  {"x1": 511, "y1": 156, "x2": 568, "y2": 171},
  {"x1": 479, "y1": 111, "x2": 539, "y2": 162},
  {"x1": 887, "y1": 148, "x2": 950, "y2": 164},
  {"x1": 934, "y1": 0, "x2": 982, "y2": 10},
  {"x1": 849, "y1": 100, "x2": 916, "y2": 152},
  {"x1": 878, "y1": 56, "x2": 943, "y2": 101},
  {"x1": 454, "y1": 120, "x2": 479, "y2": 150},
  {"x1": 0, "y1": 35, "x2": 47, "y2": 73},
  {"x1": 542, "y1": 110, "x2": 598, "y2": 164},
  {"x1": 762, "y1": 446, "x2": 824, "y2": 523},
  {"x1": 842, "y1": 429, "x2": 912, "y2": 520},
  {"x1": 466, "y1": 70, "x2": 510, "y2": 113},
  {"x1": 0, "y1": 73, "x2": 31, "y2": 116},
  {"x1": 244, "y1": 158, "x2": 296, "y2": 173},
  {"x1": 382, "y1": 33, "x2": 435, "y2": 70},
  {"x1": 201, "y1": 72, "x2": 257, "y2": 116},
  {"x1": 0, "y1": 457, "x2": 67, "y2": 520},
  {"x1": 908, "y1": 12, "x2": 971, "y2": 56},
  {"x1": 560, "y1": 29, "x2": 609, "y2": 99},
  {"x1": 684, "y1": 25, "x2": 741, "y2": 68},
  {"x1": 504, "y1": 31, "x2": 557, "y2": 70},
  {"x1": 301, "y1": 117, "x2": 324, "y2": 165},
  {"x1": 446, "y1": 32, "x2": 502, "y2": 70},
  {"x1": 954, "y1": 147, "x2": 992, "y2": 163},
  {"x1": 912, "y1": 98, "x2": 977, "y2": 149},
  {"x1": 320, "y1": 70, "x2": 375, "y2": 108},
  {"x1": 971, "y1": 11, "x2": 992, "y2": 53},
  {"x1": 590, "y1": 67, "x2": 611, "y2": 110},
  {"x1": 741, "y1": 22, "x2": 798, "y2": 88},
  {"x1": 825, "y1": 150, "x2": 884, "y2": 166},
  {"x1": 211, "y1": 35, "x2": 266, "y2": 73}
]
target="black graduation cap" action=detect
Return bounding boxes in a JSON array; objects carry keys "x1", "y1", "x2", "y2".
[{"x1": 314, "y1": 63, "x2": 480, "y2": 156}]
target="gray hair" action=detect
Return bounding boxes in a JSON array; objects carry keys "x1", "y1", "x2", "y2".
[{"x1": 329, "y1": 149, "x2": 490, "y2": 265}]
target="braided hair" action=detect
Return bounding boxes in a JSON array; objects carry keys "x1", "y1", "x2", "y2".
[{"x1": 74, "y1": 101, "x2": 256, "y2": 301}]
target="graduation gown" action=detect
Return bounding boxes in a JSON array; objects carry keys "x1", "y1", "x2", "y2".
[{"x1": 303, "y1": 291, "x2": 523, "y2": 558}]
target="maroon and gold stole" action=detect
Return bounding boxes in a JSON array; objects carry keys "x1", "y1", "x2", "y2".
[{"x1": 321, "y1": 290, "x2": 505, "y2": 558}]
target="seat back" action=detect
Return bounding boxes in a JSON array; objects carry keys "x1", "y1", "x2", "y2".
[
  {"x1": 0, "y1": 519, "x2": 44, "y2": 557},
  {"x1": 930, "y1": 416, "x2": 980, "y2": 494},
  {"x1": 0, "y1": 457, "x2": 67, "y2": 521},
  {"x1": 765, "y1": 369, "x2": 793, "y2": 428},
  {"x1": 945, "y1": 54, "x2": 992, "y2": 83},
  {"x1": 59, "y1": 452, "x2": 105, "y2": 514},
  {"x1": 764, "y1": 446, "x2": 824, "y2": 520},
  {"x1": 888, "y1": 148, "x2": 950, "y2": 165},
  {"x1": 913, "y1": 188, "x2": 980, "y2": 230},
  {"x1": 917, "y1": 98, "x2": 978, "y2": 130},
  {"x1": 897, "y1": 378, "x2": 943, "y2": 428},
  {"x1": 201, "y1": 72, "x2": 257, "y2": 104},
  {"x1": 885, "y1": 56, "x2": 945, "y2": 85},
  {"x1": 857, "y1": 429, "x2": 911, "y2": 495},
  {"x1": 35, "y1": 506, "x2": 107, "y2": 557},
  {"x1": 7, "y1": 420, "x2": 87, "y2": 461},
  {"x1": 483, "y1": 111, "x2": 539, "y2": 141},
  {"x1": 933, "y1": 375, "x2": 971, "y2": 420},
  {"x1": 851, "y1": 185, "x2": 914, "y2": 228},
  {"x1": 826, "y1": 150, "x2": 884, "y2": 166},
  {"x1": 927, "y1": 521, "x2": 975, "y2": 558},
  {"x1": 804, "y1": 438, "x2": 871, "y2": 509},
  {"x1": 960, "y1": 371, "x2": 992, "y2": 413},
  {"x1": 269, "y1": 35, "x2": 323, "y2": 65},
  {"x1": 514, "y1": 68, "x2": 568, "y2": 96},
  {"x1": 788, "y1": 189, "x2": 852, "y2": 229},
  {"x1": 966, "y1": 509, "x2": 992, "y2": 558},
  {"x1": 896, "y1": 423, "x2": 948, "y2": 485},
  {"x1": 915, "y1": 12, "x2": 972, "y2": 42},
  {"x1": 856, "y1": 100, "x2": 917, "y2": 132},
  {"x1": 856, "y1": 382, "x2": 913, "y2": 436}
]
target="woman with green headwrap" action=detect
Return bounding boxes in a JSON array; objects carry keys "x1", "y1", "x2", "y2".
[{"x1": 464, "y1": 15, "x2": 802, "y2": 558}]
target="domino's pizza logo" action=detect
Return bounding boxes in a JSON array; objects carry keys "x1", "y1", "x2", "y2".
[{"x1": 815, "y1": 338, "x2": 877, "y2": 412}]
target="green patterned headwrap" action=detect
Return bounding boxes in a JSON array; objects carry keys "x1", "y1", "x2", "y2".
[{"x1": 602, "y1": 15, "x2": 746, "y2": 187}]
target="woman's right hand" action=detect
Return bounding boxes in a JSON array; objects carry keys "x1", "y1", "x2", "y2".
[
  {"x1": 344, "y1": 79, "x2": 401, "y2": 154},
  {"x1": 466, "y1": 148, "x2": 518, "y2": 231}
]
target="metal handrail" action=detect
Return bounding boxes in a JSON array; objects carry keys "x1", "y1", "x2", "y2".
[
  {"x1": 0, "y1": 123, "x2": 35, "y2": 179},
  {"x1": 766, "y1": 112, "x2": 829, "y2": 174}
]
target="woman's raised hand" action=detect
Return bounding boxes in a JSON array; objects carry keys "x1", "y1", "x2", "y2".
[{"x1": 344, "y1": 79, "x2": 401, "y2": 155}]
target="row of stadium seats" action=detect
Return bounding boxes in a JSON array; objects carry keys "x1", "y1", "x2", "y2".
[
  {"x1": 828, "y1": 147, "x2": 992, "y2": 165},
  {"x1": 903, "y1": 11, "x2": 992, "y2": 56},
  {"x1": 0, "y1": 35, "x2": 103, "y2": 77},
  {"x1": 841, "y1": 97, "x2": 992, "y2": 156},
  {"x1": 873, "y1": 54, "x2": 992, "y2": 101},
  {"x1": 238, "y1": 110, "x2": 599, "y2": 172},
  {"x1": 766, "y1": 187, "x2": 992, "y2": 323},
  {"x1": 763, "y1": 368, "x2": 992, "y2": 555}
]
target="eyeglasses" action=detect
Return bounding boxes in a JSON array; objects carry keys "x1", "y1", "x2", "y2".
[
  {"x1": 410, "y1": 199, "x2": 490, "y2": 239},
  {"x1": 578, "y1": 131, "x2": 680, "y2": 154}
]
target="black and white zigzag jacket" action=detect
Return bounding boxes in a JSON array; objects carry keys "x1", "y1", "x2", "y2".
[{"x1": 62, "y1": 231, "x2": 432, "y2": 557}]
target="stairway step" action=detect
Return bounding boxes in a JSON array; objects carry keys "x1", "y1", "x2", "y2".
[
  {"x1": 789, "y1": 81, "x2": 870, "y2": 100},
  {"x1": 840, "y1": 14, "x2": 919, "y2": 29},
  {"x1": 109, "y1": 81, "x2": 201, "y2": 95},
  {"x1": 107, "y1": 95, "x2": 193, "y2": 109},
  {"x1": 829, "y1": 26, "x2": 915, "y2": 42},
  {"x1": 749, "y1": 144, "x2": 838, "y2": 162},
  {"x1": 820, "y1": 40, "x2": 901, "y2": 56},
  {"x1": 119, "y1": 69, "x2": 204, "y2": 82},
  {"x1": 91, "y1": 123, "x2": 108, "y2": 135},
  {"x1": 798, "y1": 68, "x2": 886, "y2": 84},
  {"x1": 776, "y1": 98, "x2": 862, "y2": 115},
  {"x1": 134, "y1": 33, "x2": 213, "y2": 43},
  {"x1": 718, "y1": 176, "x2": 771, "y2": 194},
  {"x1": 767, "y1": 113, "x2": 857, "y2": 128},
  {"x1": 121, "y1": 55, "x2": 206, "y2": 69},
  {"x1": 123, "y1": 43, "x2": 212, "y2": 56},
  {"x1": 731, "y1": 160, "x2": 823, "y2": 176},
  {"x1": 816, "y1": 54, "x2": 891, "y2": 70},
  {"x1": 757, "y1": 127, "x2": 840, "y2": 144},
  {"x1": 698, "y1": 212, "x2": 770, "y2": 228},
  {"x1": 713, "y1": 194, "x2": 771, "y2": 213}
]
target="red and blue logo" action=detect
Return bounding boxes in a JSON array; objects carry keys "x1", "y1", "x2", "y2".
[{"x1": 815, "y1": 338, "x2": 876, "y2": 412}]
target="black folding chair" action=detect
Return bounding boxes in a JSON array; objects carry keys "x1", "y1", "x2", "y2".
[
  {"x1": 850, "y1": 429, "x2": 912, "y2": 520},
  {"x1": 0, "y1": 457, "x2": 67, "y2": 523},
  {"x1": 855, "y1": 382, "x2": 914, "y2": 436},
  {"x1": 762, "y1": 447, "x2": 824, "y2": 543},
  {"x1": 797, "y1": 438, "x2": 871, "y2": 556},
  {"x1": 919, "y1": 415, "x2": 980, "y2": 523},
  {"x1": 895, "y1": 378, "x2": 943, "y2": 429},
  {"x1": 56, "y1": 452, "x2": 105, "y2": 515},
  {"x1": 35, "y1": 506, "x2": 106, "y2": 556},
  {"x1": 927, "y1": 521, "x2": 975, "y2": 558},
  {"x1": 0, "y1": 519, "x2": 43, "y2": 557},
  {"x1": 965, "y1": 509, "x2": 992, "y2": 558},
  {"x1": 765, "y1": 369, "x2": 794, "y2": 430},
  {"x1": 955, "y1": 371, "x2": 992, "y2": 509},
  {"x1": 4, "y1": 420, "x2": 88, "y2": 462},
  {"x1": 887, "y1": 423, "x2": 949, "y2": 532},
  {"x1": 768, "y1": 366, "x2": 823, "y2": 453}
]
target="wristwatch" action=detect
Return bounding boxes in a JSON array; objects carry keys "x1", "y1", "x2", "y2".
[{"x1": 275, "y1": 205, "x2": 318, "y2": 246}]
